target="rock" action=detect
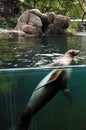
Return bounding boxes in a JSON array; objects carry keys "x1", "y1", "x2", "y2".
[
  {"x1": 22, "y1": 25, "x2": 42, "y2": 36},
  {"x1": 47, "y1": 12, "x2": 55, "y2": 24},
  {"x1": 45, "y1": 24, "x2": 65, "y2": 36},
  {"x1": 45, "y1": 15, "x2": 70, "y2": 36},
  {"x1": 28, "y1": 13, "x2": 42, "y2": 28},
  {"x1": 0, "y1": 29, "x2": 25, "y2": 37},
  {"x1": 53, "y1": 15, "x2": 70, "y2": 29},
  {"x1": 0, "y1": 9, "x2": 70, "y2": 37},
  {"x1": 29, "y1": 9, "x2": 47, "y2": 23},
  {"x1": 15, "y1": 9, "x2": 70, "y2": 36},
  {"x1": 15, "y1": 11, "x2": 30, "y2": 30},
  {"x1": 15, "y1": 9, "x2": 42, "y2": 36}
]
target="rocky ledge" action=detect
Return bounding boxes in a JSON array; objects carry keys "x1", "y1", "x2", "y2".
[{"x1": 0, "y1": 29, "x2": 25, "y2": 37}]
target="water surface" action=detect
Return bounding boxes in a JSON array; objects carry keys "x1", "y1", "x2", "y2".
[{"x1": 0, "y1": 35, "x2": 86, "y2": 68}]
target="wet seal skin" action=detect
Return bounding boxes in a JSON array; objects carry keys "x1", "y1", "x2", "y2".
[{"x1": 14, "y1": 50, "x2": 79, "y2": 130}]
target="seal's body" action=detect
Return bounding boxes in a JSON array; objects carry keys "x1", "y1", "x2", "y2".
[{"x1": 15, "y1": 50, "x2": 79, "y2": 130}]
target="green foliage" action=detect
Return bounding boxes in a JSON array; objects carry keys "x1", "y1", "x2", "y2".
[
  {"x1": 1, "y1": 0, "x2": 85, "y2": 17},
  {"x1": 18, "y1": 0, "x2": 84, "y2": 18},
  {"x1": 7, "y1": 15, "x2": 19, "y2": 28},
  {"x1": 0, "y1": 15, "x2": 19, "y2": 29},
  {"x1": 66, "y1": 2, "x2": 83, "y2": 18},
  {"x1": 68, "y1": 21, "x2": 83, "y2": 34},
  {"x1": 0, "y1": 73, "x2": 17, "y2": 92}
]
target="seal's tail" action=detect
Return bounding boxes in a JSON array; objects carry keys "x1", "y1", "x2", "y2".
[{"x1": 14, "y1": 109, "x2": 32, "y2": 130}]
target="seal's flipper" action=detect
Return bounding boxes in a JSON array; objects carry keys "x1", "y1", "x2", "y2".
[
  {"x1": 62, "y1": 89, "x2": 72, "y2": 105},
  {"x1": 35, "y1": 69, "x2": 59, "y2": 90},
  {"x1": 35, "y1": 69, "x2": 62, "y2": 90},
  {"x1": 48, "y1": 70, "x2": 62, "y2": 81}
]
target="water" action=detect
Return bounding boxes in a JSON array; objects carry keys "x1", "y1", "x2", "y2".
[
  {"x1": 0, "y1": 66, "x2": 86, "y2": 130},
  {"x1": 0, "y1": 35, "x2": 86, "y2": 130},
  {"x1": 0, "y1": 35, "x2": 86, "y2": 68}
]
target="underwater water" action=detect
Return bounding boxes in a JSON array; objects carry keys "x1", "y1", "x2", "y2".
[
  {"x1": 0, "y1": 35, "x2": 86, "y2": 68},
  {"x1": 0, "y1": 66, "x2": 86, "y2": 130}
]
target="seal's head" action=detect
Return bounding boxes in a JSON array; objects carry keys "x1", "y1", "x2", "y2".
[{"x1": 66, "y1": 50, "x2": 79, "y2": 58}]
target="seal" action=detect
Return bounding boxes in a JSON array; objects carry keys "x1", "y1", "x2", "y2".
[{"x1": 15, "y1": 50, "x2": 79, "y2": 130}]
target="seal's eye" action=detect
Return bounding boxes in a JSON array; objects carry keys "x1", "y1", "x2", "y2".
[
  {"x1": 70, "y1": 50, "x2": 79, "y2": 56},
  {"x1": 71, "y1": 51, "x2": 74, "y2": 56},
  {"x1": 68, "y1": 50, "x2": 74, "y2": 57},
  {"x1": 69, "y1": 50, "x2": 77, "y2": 57}
]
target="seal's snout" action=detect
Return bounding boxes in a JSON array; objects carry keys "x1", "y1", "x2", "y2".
[
  {"x1": 73, "y1": 50, "x2": 79, "y2": 56},
  {"x1": 67, "y1": 50, "x2": 79, "y2": 57}
]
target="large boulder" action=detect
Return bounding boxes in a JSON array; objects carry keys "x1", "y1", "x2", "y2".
[
  {"x1": 15, "y1": 9, "x2": 42, "y2": 36},
  {"x1": 53, "y1": 15, "x2": 70, "y2": 29},
  {"x1": 45, "y1": 15, "x2": 70, "y2": 36},
  {"x1": 15, "y1": 9, "x2": 70, "y2": 36},
  {"x1": 15, "y1": 11, "x2": 30, "y2": 30}
]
